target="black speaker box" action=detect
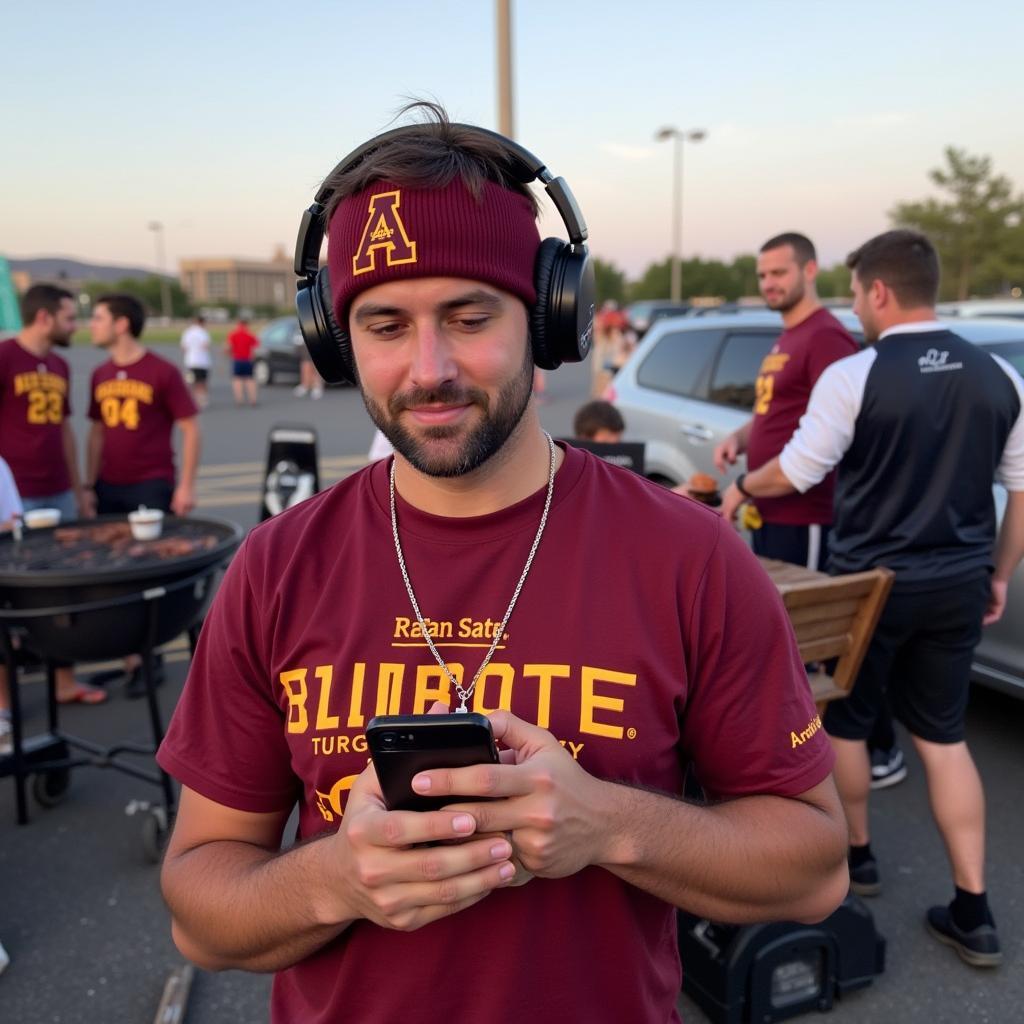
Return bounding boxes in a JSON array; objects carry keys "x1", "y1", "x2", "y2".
[{"x1": 678, "y1": 894, "x2": 885, "y2": 1024}]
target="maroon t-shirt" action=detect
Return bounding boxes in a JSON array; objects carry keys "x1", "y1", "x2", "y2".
[
  {"x1": 745, "y1": 308, "x2": 858, "y2": 525},
  {"x1": 88, "y1": 351, "x2": 197, "y2": 485},
  {"x1": 0, "y1": 337, "x2": 72, "y2": 497},
  {"x1": 158, "y1": 444, "x2": 833, "y2": 1024}
]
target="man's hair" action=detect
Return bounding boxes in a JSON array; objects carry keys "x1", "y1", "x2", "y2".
[
  {"x1": 96, "y1": 294, "x2": 146, "y2": 338},
  {"x1": 322, "y1": 100, "x2": 539, "y2": 221},
  {"x1": 20, "y1": 284, "x2": 74, "y2": 325},
  {"x1": 759, "y1": 232, "x2": 817, "y2": 266},
  {"x1": 845, "y1": 229, "x2": 940, "y2": 308},
  {"x1": 573, "y1": 400, "x2": 625, "y2": 440},
  {"x1": 195, "y1": 314, "x2": 206, "y2": 324}
]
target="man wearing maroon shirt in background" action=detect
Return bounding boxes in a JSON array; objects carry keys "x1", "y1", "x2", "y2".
[
  {"x1": 0, "y1": 284, "x2": 104, "y2": 705},
  {"x1": 0, "y1": 284, "x2": 91, "y2": 522},
  {"x1": 86, "y1": 293, "x2": 200, "y2": 697},
  {"x1": 226, "y1": 316, "x2": 259, "y2": 406},
  {"x1": 718, "y1": 233, "x2": 858, "y2": 568}
]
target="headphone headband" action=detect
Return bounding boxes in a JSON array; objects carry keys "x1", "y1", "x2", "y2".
[
  {"x1": 294, "y1": 121, "x2": 595, "y2": 383},
  {"x1": 293, "y1": 123, "x2": 588, "y2": 281}
]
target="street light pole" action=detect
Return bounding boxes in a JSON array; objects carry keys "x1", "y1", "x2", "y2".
[
  {"x1": 655, "y1": 126, "x2": 707, "y2": 302},
  {"x1": 496, "y1": 0, "x2": 515, "y2": 137},
  {"x1": 148, "y1": 220, "x2": 172, "y2": 322}
]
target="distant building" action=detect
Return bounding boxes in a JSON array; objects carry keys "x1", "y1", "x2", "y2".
[{"x1": 179, "y1": 246, "x2": 295, "y2": 310}]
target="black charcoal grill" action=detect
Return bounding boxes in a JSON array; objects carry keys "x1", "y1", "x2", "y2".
[{"x1": 0, "y1": 514, "x2": 242, "y2": 857}]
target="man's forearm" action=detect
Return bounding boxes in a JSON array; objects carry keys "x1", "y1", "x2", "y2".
[
  {"x1": 595, "y1": 780, "x2": 848, "y2": 925},
  {"x1": 743, "y1": 456, "x2": 798, "y2": 499},
  {"x1": 178, "y1": 419, "x2": 200, "y2": 491},
  {"x1": 163, "y1": 834, "x2": 354, "y2": 972},
  {"x1": 734, "y1": 419, "x2": 753, "y2": 453}
]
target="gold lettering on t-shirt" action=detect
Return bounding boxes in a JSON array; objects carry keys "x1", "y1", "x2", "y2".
[
  {"x1": 279, "y1": 669, "x2": 309, "y2": 733},
  {"x1": 522, "y1": 664, "x2": 571, "y2": 729},
  {"x1": 314, "y1": 665, "x2": 340, "y2": 730},
  {"x1": 580, "y1": 668, "x2": 637, "y2": 738}
]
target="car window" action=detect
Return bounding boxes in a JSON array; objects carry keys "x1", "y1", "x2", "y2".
[
  {"x1": 707, "y1": 330, "x2": 780, "y2": 409},
  {"x1": 263, "y1": 321, "x2": 290, "y2": 348},
  {"x1": 635, "y1": 328, "x2": 721, "y2": 397}
]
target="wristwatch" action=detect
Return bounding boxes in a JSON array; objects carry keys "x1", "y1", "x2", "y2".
[{"x1": 735, "y1": 473, "x2": 754, "y2": 499}]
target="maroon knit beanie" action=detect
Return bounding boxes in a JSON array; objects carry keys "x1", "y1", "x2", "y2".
[{"x1": 327, "y1": 177, "x2": 540, "y2": 328}]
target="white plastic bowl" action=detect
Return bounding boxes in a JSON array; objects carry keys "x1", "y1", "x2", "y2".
[
  {"x1": 24, "y1": 508, "x2": 62, "y2": 529},
  {"x1": 128, "y1": 507, "x2": 164, "y2": 541}
]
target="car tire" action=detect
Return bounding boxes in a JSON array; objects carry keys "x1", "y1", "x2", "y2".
[{"x1": 254, "y1": 359, "x2": 272, "y2": 386}]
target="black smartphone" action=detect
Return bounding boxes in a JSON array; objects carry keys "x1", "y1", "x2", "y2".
[{"x1": 365, "y1": 713, "x2": 500, "y2": 812}]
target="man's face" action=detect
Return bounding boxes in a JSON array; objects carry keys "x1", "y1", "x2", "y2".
[
  {"x1": 43, "y1": 297, "x2": 78, "y2": 347},
  {"x1": 349, "y1": 277, "x2": 534, "y2": 478},
  {"x1": 89, "y1": 304, "x2": 119, "y2": 349},
  {"x1": 850, "y1": 273, "x2": 880, "y2": 343},
  {"x1": 757, "y1": 245, "x2": 811, "y2": 312}
]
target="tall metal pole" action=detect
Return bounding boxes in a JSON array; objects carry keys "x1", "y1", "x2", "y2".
[
  {"x1": 148, "y1": 221, "x2": 172, "y2": 321},
  {"x1": 656, "y1": 127, "x2": 707, "y2": 302},
  {"x1": 671, "y1": 133, "x2": 682, "y2": 302},
  {"x1": 496, "y1": 0, "x2": 514, "y2": 137}
]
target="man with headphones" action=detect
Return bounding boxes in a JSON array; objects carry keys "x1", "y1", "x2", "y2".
[{"x1": 156, "y1": 104, "x2": 846, "y2": 1024}]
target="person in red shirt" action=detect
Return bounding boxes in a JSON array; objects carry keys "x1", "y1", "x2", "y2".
[
  {"x1": 225, "y1": 317, "x2": 259, "y2": 406},
  {"x1": 156, "y1": 103, "x2": 847, "y2": 1024}
]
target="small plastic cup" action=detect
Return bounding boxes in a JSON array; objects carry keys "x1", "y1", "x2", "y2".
[{"x1": 128, "y1": 506, "x2": 164, "y2": 541}]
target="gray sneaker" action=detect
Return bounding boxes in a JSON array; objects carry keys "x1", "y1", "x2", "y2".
[{"x1": 926, "y1": 905, "x2": 1002, "y2": 967}]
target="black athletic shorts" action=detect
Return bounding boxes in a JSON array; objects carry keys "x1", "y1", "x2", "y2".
[
  {"x1": 188, "y1": 367, "x2": 209, "y2": 383},
  {"x1": 751, "y1": 521, "x2": 831, "y2": 572},
  {"x1": 96, "y1": 478, "x2": 174, "y2": 515},
  {"x1": 824, "y1": 574, "x2": 990, "y2": 744}
]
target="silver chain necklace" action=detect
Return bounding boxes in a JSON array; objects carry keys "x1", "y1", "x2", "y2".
[{"x1": 389, "y1": 432, "x2": 557, "y2": 713}]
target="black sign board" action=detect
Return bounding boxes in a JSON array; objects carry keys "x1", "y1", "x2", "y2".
[{"x1": 559, "y1": 439, "x2": 646, "y2": 475}]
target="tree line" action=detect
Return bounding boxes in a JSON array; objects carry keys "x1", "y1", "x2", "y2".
[{"x1": 596, "y1": 147, "x2": 1024, "y2": 306}]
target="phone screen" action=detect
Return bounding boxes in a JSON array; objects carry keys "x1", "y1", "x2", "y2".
[{"x1": 366, "y1": 713, "x2": 500, "y2": 811}]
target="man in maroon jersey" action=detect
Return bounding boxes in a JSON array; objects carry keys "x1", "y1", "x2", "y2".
[
  {"x1": 718, "y1": 233, "x2": 858, "y2": 568},
  {"x1": 156, "y1": 104, "x2": 847, "y2": 1024},
  {"x1": 86, "y1": 293, "x2": 200, "y2": 697},
  {"x1": 86, "y1": 293, "x2": 199, "y2": 518},
  {"x1": 0, "y1": 284, "x2": 105, "y2": 705}
]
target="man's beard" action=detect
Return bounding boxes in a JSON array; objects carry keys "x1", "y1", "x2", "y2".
[
  {"x1": 362, "y1": 349, "x2": 535, "y2": 478},
  {"x1": 50, "y1": 330, "x2": 73, "y2": 348},
  {"x1": 764, "y1": 278, "x2": 805, "y2": 314}
]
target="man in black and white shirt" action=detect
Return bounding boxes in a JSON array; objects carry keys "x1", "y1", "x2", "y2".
[{"x1": 723, "y1": 229, "x2": 1024, "y2": 968}]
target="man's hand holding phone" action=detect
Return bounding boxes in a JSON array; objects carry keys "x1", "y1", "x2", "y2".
[
  {"x1": 410, "y1": 711, "x2": 614, "y2": 881},
  {"x1": 328, "y1": 758, "x2": 518, "y2": 933}
]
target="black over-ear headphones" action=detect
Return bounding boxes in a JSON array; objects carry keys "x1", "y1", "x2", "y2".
[{"x1": 293, "y1": 124, "x2": 596, "y2": 385}]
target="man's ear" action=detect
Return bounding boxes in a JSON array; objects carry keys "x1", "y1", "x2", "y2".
[
  {"x1": 804, "y1": 258, "x2": 819, "y2": 285},
  {"x1": 870, "y1": 277, "x2": 888, "y2": 310}
]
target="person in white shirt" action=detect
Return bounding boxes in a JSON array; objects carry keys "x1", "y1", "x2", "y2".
[{"x1": 180, "y1": 315, "x2": 213, "y2": 408}]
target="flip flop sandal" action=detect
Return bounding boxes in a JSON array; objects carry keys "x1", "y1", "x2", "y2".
[{"x1": 57, "y1": 684, "x2": 109, "y2": 705}]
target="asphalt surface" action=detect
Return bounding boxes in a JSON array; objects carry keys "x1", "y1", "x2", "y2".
[{"x1": 1, "y1": 343, "x2": 1021, "y2": 1023}]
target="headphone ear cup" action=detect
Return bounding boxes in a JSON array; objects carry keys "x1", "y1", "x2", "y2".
[
  {"x1": 531, "y1": 238, "x2": 596, "y2": 370},
  {"x1": 295, "y1": 270, "x2": 356, "y2": 385},
  {"x1": 530, "y1": 238, "x2": 565, "y2": 370}
]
